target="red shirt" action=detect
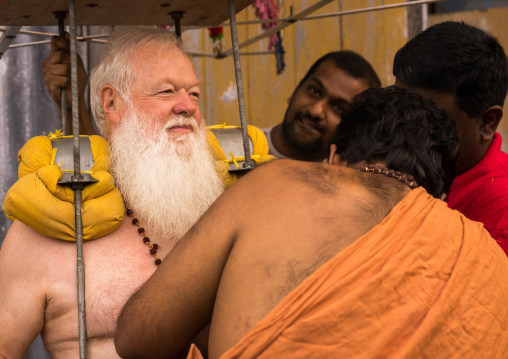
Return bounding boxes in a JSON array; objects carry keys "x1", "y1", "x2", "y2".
[{"x1": 447, "y1": 133, "x2": 508, "y2": 255}]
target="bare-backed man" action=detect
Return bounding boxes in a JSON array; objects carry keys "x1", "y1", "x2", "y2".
[{"x1": 115, "y1": 86, "x2": 508, "y2": 359}]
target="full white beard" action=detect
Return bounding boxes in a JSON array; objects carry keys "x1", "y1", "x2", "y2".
[{"x1": 109, "y1": 106, "x2": 225, "y2": 249}]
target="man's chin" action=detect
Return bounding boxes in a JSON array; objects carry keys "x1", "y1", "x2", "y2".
[
  {"x1": 167, "y1": 131, "x2": 193, "y2": 142},
  {"x1": 286, "y1": 132, "x2": 325, "y2": 160}
]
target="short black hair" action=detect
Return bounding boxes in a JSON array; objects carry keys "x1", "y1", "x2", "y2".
[
  {"x1": 393, "y1": 21, "x2": 508, "y2": 118},
  {"x1": 330, "y1": 86, "x2": 459, "y2": 198},
  {"x1": 297, "y1": 50, "x2": 381, "y2": 91}
]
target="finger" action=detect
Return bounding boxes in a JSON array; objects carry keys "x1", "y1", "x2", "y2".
[
  {"x1": 44, "y1": 63, "x2": 72, "y2": 78},
  {"x1": 50, "y1": 35, "x2": 70, "y2": 53},
  {"x1": 46, "y1": 76, "x2": 71, "y2": 91},
  {"x1": 43, "y1": 50, "x2": 70, "y2": 67}
]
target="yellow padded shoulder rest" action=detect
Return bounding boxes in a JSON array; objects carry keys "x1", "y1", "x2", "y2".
[
  {"x1": 3, "y1": 134, "x2": 124, "y2": 241},
  {"x1": 3, "y1": 126, "x2": 275, "y2": 241}
]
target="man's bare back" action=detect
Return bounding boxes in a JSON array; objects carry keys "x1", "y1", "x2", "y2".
[
  {"x1": 207, "y1": 160, "x2": 410, "y2": 357},
  {"x1": 115, "y1": 159, "x2": 411, "y2": 358},
  {"x1": 0, "y1": 217, "x2": 169, "y2": 358}
]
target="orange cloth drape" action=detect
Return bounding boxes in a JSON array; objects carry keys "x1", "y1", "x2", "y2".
[{"x1": 212, "y1": 188, "x2": 508, "y2": 358}]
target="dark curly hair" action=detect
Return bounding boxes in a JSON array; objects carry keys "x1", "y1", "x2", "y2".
[{"x1": 330, "y1": 86, "x2": 459, "y2": 198}]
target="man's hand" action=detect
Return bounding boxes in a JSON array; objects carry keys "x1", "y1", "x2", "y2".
[
  {"x1": 43, "y1": 32, "x2": 88, "y2": 108},
  {"x1": 42, "y1": 32, "x2": 95, "y2": 135}
]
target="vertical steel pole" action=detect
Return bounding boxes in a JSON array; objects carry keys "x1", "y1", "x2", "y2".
[
  {"x1": 227, "y1": 0, "x2": 254, "y2": 169},
  {"x1": 170, "y1": 11, "x2": 183, "y2": 38},
  {"x1": 69, "y1": 0, "x2": 87, "y2": 357},
  {"x1": 54, "y1": 11, "x2": 68, "y2": 134}
]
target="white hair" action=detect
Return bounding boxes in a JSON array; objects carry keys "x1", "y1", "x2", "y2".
[
  {"x1": 89, "y1": 27, "x2": 192, "y2": 138},
  {"x1": 109, "y1": 103, "x2": 225, "y2": 248}
]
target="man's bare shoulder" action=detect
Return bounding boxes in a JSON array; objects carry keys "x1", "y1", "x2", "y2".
[
  {"x1": 1, "y1": 220, "x2": 67, "y2": 259},
  {"x1": 0, "y1": 221, "x2": 74, "y2": 288},
  {"x1": 237, "y1": 159, "x2": 364, "y2": 195},
  {"x1": 228, "y1": 159, "x2": 410, "y2": 226}
]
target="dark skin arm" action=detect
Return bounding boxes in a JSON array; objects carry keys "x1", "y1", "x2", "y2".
[
  {"x1": 42, "y1": 32, "x2": 95, "y2": 135},
  {"x1": 114, "y1": 190, "x2": 239, "y2": 359}
]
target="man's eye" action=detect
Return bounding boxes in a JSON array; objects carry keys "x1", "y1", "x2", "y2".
[
  {"x1": 309, "y1": 87, "x2": 320, "y2": 95},
  {"x1": 189, "y1": 92, "x2": 200, "y2": 99},
  {"x1": 159, "y1": 89, "x2": 174, "y2": 94},
  {"x1": 333, "y1": 104, "x2": 343, "y2": 112}
]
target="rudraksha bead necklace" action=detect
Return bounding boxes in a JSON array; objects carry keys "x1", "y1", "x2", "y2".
[
  {"x1": 357, "y1": 164, "x2": 419, "y2": 189},
  {"x1": 126, "y1": 207, "x2": 162, "y2": 266}
]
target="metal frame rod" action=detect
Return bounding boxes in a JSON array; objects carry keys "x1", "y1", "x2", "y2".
[
  {"x1": 54, "y1": 11, "x2": 68, "y2": 134},
  {"x1": 0, "y1": 26, "x2": 21, "y2": 59},
  {"x1": 69, "y1": 0, "x2": 87, "y2": 357},
  {"x1": 303, "y1": 0, "x2": 446, "y2": 21},
  {"x1": 9, "y1": 38, "x2": 107, "y2": 48},
  {"x1": 227, "y1": 0, "x2": 254, "y2": 169},
  {"x1": 0, "y1": 27, "x2": 110, "y2": 39},
  {"x1": 170, "y1": 11, "x2": 184, "y2": 38},
  {"x1": 182, "y1": 0, "x2": 446, "y2": 28}
]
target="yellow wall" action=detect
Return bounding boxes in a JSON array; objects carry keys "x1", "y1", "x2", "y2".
[
  {"x1": 428, "y1": 7, "x2": 508, "y2": 152},
  {"x1": 182, "y1": 2, "x2": 508, "y2": 153},
  {"x1": 183, "y1": 0, "x2": 408, "y2": 128}
]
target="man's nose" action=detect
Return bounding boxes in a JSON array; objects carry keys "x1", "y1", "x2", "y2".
[
  {"x1": 308, "y1": 99, "x2": 327, "y2": 120},
  {"x1": 173, "y1": 90, "x2": 198, "y2": 116}
]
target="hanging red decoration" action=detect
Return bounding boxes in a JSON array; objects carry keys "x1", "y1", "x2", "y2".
[{"x1": 208, "y1": 27, "x2": 224, "y2": 42}]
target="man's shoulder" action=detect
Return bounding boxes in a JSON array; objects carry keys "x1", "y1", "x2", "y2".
[
  {"x1": 1, "y1": 221, "x2": 71, "y2": 261},
  {"x1": 240, "y1": 160, "x2": 375, "y2": 198},
  {"x1": 230, "y1": 160, "x2": 324, "y2": 199},
  {"x1": 244, "y1": 159, "x2": 328, "y2": 183},
  {"x1": 499, "y1": 147, "x2": 508, "y2": 170},
  {"x1": 3, "y1": 220, "x2": 52, "y2": 244}
]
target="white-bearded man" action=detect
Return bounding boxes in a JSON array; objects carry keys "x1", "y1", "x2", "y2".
[{"x1": 0, "y1": 27, "x2": 224, "y2": 358}]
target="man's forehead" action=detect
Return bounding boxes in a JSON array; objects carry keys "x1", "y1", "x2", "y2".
[
  {"x1": 130, "y1": 45, "x2": 197, "y2": 81},
  {"x1": 132, "y1": 42, "x2": 187, "y2": 62},
  {"x1": 304, "y1": 61, "x2": 369, "y2": 101}
]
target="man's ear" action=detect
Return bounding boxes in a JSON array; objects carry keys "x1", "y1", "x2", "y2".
[
  {"x1": 329, "y1": 144, "x2": 344, "y2": 165},
  {"x1": 480, "y1": 105, "x2": 503, "y2": 143},
  {"x1": 100, "y1": 85, "x2": 122, "y2": 124}
]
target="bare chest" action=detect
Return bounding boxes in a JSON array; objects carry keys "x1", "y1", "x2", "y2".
[{"x1": 43, "y1": 221, "x2": 160, "y2": 348}]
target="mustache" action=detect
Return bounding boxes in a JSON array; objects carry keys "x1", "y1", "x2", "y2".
[
  {"x1": 294, "y1": 111, "x2": 326, "y2": 133},
  {"x1": 162, "y1": 115, "x2": 199, "y2": 132}
]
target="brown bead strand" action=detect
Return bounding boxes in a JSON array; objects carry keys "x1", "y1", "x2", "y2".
[
  {"x1": 357, "y1": 164, "x2": 419, "y2": 189},
  {"x1": 126, "y1": 208, "x2": 162, "y2": 266}
]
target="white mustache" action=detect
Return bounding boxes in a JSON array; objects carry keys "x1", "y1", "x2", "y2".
[{"x1": 163, "y1": 116, "x2": 198, "y2": 132}]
